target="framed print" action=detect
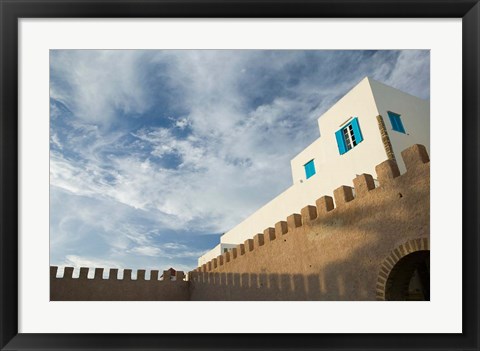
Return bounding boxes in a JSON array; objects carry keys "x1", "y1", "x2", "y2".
[{"x1": 1, "y1": 0, "x2": 479, "y2": 350}]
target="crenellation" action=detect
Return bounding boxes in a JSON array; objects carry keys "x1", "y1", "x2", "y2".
[
  {"x1": 263, "y1": 227, "x2": 276, "y2": 242},
  {"x1": 253, "y1": 233, "x2": 265, "y2": 247},
  {"x1": 353, "y1": 174, "x2": 376, "y2": 197},
  {"x1": 231, "y1": 247, "x2": 238, "y2": 259},
  {"x1": 237, "y1": 243, "x2": 246, "y2": 256},
  {"x1": 333, "y1": 185, "x2": 354, "y2": 206},
  {"x1": 137, "y1": 269, "x2": 146, "y2": 280},
  {"x1": 162, "y1": 270, "x2": 172, "y2": 280},
  {"x1": 177, "y1": 271, "x2": 185, "y2": 281},
  {"x1": 224, "y1": 251, "x2": 231, "y2": 263},
  {"x1": 94, "y1": 268, "x2": 104, "y2": 280},
  {"x1": 123, "y1": 269, "x2": 132, "y2": 280},
  {"x1": 316, "y1": 195, "x2": 335, "y2": 215},
  {"x1": 50, "y1": 266, "x2": 58, "y2": 278},
  {"x1": 275, "y1": 221, "x2": 288, "y2": 236},
  {"x1": 286, "y1": 213, "x2": 302, "y2": 231},
  {"x1": 218, "y1": 255, "x2": 224, "y2": 266},
  {"x1": 64, "y1": 267, "x2": 74, "y2": 279},
  {"x1": 244, "y1": 239, "x2": 254, "y2": 252},
  {"x1": 212, "y1": 258, "x2": 218, "y2": 269},
  {"x1": 150, "y1": 269, "x2": 158, "y2": 281},
  {"x1": 110, "y1": 268, "x2": 119, "y2": 280},
  {"x1": 79, "y1": 267, "x2": 89, "y2": 279},
  {"x1": 301, "y1": 205, "x2": 317, "y2": 223},
  {"x1": 401, "y1": 144, "x2": 430, "y2": 171},
  {"x1": 50, "y1": 266, "x2": 190, "y2": 300},
  {"x1": 375, "y1": 159, "x2": 400, "y2": 183}
]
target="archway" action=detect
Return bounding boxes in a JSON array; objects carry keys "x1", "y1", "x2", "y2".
[
  {"x1": 376, "y1": 238, "x2": 430, "y2": 301},
  {"x1": 384, "y1": 251, "x2": 429, "y2": 300}
]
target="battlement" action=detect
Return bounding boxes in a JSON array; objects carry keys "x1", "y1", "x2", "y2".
[
  {"x1": 192, "y1": 144, "x2": 430, "y2": 275},
  {"x1": 50, "y1": 266, "x2": 186, "y2": 281},
  {"x1": 50, "y1": 266, "x2": 189, "y2": 301}
]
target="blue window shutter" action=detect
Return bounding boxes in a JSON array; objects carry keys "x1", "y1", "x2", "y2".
[
  {"x1": 304, "y1": 160, "x2": 316, "y2": 179},
  {"x1": 335, "y1": 129, "x2": 347, "y2": 155},
  {"x1": 389, "y1": 113, "x2": 398, "y2": 130},
  {"x1": 396, "y1": 116, "x2": 406, "y2": 133},
  {"x1": 351, "y1": 117, "x2": 363, "y2": 144},
  {"x1": 388, "y1": 111, "x2": 406, "y2": 133}
]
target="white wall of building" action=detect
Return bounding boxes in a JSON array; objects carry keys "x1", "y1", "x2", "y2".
[
  {"x1": 369, "y1": 79, "x2": 430, "y2": 173},
  {"x1": 290, "y1": 77, "x2": 387, "y2": 190},
  {"x1": 199, "y1": 77, "x2": 429, "y2": 267}
]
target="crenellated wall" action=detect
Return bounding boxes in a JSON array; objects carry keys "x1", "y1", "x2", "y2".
[
  {"x1": 189, "y1": 144, "x2": 430, "y2": 300},
  {"x1": 50, "y1": 144, "x2": 430, "y2": 301},
  {"x1": 50, "y1": 267, "x2": 189, "y2": 301}
]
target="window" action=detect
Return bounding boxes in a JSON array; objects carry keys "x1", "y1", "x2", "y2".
[
  {"x1": 304, "y1": 159, "x2": 316, "y2": 179},
  {"x1": 387, "y1": 111, "x2": 406, "y2": 133},
  {"x1": 335, "y1": 117, "x2": 363, "y2": 155}
]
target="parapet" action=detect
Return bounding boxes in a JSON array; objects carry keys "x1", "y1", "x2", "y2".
[
  {"x1": 51, "y1": 266, "x2": 186, "y2": 282},
  {"x1": 191, "y1": 144, "x2": 430, "y2": 274},
  {"x1": 51, "y1": 267, "x2": 190, "y2": 301}
]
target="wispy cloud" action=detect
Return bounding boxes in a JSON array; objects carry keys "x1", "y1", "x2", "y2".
[{"x1": 50, "y1": 51, "x2": 153, "y2": 125}]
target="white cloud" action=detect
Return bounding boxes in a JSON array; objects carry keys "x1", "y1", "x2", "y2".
[
  {"x1": 381, "y1": 50, "x2": 430, "y2": 99},
  {"x1": 129, "y1": 246, "x2": 162, "y2": 257},
  {"x1": 50, "y1": 50, "x2": 152, "y2": 125},
  {"x1": 174, "y1": 117, "x2": 190, "y2": 129}
]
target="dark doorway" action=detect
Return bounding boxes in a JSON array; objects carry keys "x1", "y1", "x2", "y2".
[{"x1": 385, "y1": 250, "x2": 430, "y2": 301}]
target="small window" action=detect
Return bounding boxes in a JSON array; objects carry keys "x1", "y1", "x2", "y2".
[
  {"x1": 387, "y1": 111, "x2": 406, "y2": 133},
  {"x1": 304, "y1": 159, "x2": 316, "y2": 179},
  {"x1": 335, "y1": 117, "x2": 364, "y2": 155}
]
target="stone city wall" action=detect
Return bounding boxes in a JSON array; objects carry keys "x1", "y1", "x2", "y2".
[
  {"x1": 50, "y1": 267, "x2": 189, "y2": 301},
  {"x1": 50, "y1": 144, "x2": 430, "y2": 301},
  {"x1": 189, "y1": 144, "x2": 430, "y2": 301}
]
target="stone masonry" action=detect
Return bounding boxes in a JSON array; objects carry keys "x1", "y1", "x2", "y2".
[
  {"x1": 376, "y1": 114, "x2": 396, "y2": 161},
  {"x1": 50, "y1": 144, "x2": 430, "y2": 301}
]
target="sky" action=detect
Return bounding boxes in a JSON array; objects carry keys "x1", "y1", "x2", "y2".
[{"x1": 50, "y1": 50, "x2": 430, "y2": 276}]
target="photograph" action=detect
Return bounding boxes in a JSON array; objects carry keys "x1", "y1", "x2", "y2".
[
  {"x1": 49, "y1": 49, "x2": 430, "y2": 301},
  {"x1": 2, "y1": 2, "x2": 478, "y2": 349}
]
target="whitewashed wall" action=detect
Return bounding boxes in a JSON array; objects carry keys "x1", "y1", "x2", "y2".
[{"x1": 369, "y1": 79, "x2": 430, "y2": 173}]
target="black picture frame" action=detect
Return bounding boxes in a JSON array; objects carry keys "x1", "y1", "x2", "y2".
[{"x1": 1, "y1": 1, "x2": 478, "y2": 350}]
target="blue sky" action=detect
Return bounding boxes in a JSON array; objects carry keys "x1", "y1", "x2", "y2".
[{"x1": 50, "y1": 50, "x2": 430, "y2": 275}]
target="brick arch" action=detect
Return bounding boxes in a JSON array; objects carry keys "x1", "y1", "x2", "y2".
[{"x1": 376, "y1": 238, "x2": 430, "y2": 301}]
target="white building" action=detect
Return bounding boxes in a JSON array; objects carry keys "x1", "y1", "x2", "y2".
[{"x1": 198, "y1": 77, "x2": 429, "y2": 266}]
